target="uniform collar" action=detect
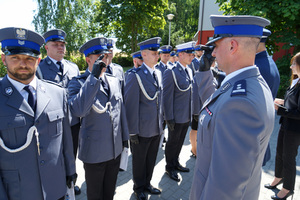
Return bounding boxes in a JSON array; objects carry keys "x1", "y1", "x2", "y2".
[
  {"x1": 48, "y1": 56, "x2": 64, "y2": 69},
  {"x1": 178, "y1": 61, "x2": 187, "y2": 70},
  {"x1": 7, "y1": 75, "x2": 37, "y2": 93},
  {"x1": 221, "y1": 65, "x2": 256, "y2": 86},
  {"x1": 160, "y1": 61, "x2": 166, "y2": 67},
  {"x1": 143, "y1": 62, "x2": 155, "y2": 75}
]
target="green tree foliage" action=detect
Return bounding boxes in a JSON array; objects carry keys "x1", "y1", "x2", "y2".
[
  {"x1": 216, "y1": 0, "x2": 300, "y2": 98},
  {"x1": 159, "y1": 1, "x2": 200, "y2": 46},
  {"x1": 33, "y1": 0, "x2": 97, "y2": 70},
  {"x1": 93, "y1": 0, "x2": 168, "y2": 53},
  {"x1": 216, "y1": 0, "x2": 300, "y2": 54}
]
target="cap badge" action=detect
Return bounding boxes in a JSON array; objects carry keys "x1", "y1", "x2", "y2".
[
  {"x1": 58, "y1": 30, "x2": 63, "y2": 35},
  {"x1": 18, "y1": 40, "x2": 25, "y2": 46},
  {"x1": 5, "y1": 87, "x2": 13, "y2": 95},
  {"x1": 15, "y1": 28, "x2": 27, "y2": 40},
  {"x1": 100, "y1": 38, "x2": 105, "y2": 44}
]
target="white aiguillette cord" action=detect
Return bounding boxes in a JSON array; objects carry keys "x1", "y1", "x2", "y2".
[
  {"x1": 0, "y1": 126, "x2": 40, "y2": 155},
  {"x1": 171, "y1": 70, "x2": 192, "y2": 92},
  {"x1": 135, "y1": 73, "x2": 158, "y2": 101},
  {"x1": 92, "y1": 102, "x2": 112, "y2": 114}
]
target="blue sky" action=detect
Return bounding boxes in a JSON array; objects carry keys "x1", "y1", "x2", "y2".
[{"x1": 0, "y1": 0, "x2": 36, "y2": 30}]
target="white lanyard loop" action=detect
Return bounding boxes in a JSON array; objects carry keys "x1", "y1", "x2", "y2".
[
  {"x1": 171, "y1": 70, "x2": 192, "y2": 92},
  {"x1": 0, "y1": 126, "x2": 40, "y2": 155},
  {"x1": 135, "y1": 73, "x2": 158, "y2": 101}
]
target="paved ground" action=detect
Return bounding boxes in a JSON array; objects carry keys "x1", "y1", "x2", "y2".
[{"x1": 74, "y1": 115, "x2": 300, "y2": 200}]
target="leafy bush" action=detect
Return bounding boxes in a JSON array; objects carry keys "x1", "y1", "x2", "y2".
[
  {"x1": 112, "y1": 54, "x2": 133, "y2": 69},
  {"x1": 0, "y1": 61, "x2": 6, "y2": 77},
  {"x1": 276, "y1": 54, "x2": 292, "y2": 98}
]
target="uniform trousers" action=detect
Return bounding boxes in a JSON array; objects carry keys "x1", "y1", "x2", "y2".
[
  {"x1": 84, "y1": 155, "x2": 121, "y2": 200},
  {"x1": 131, "y1": 135, "x2": 161, "y2": 193},
  {"x1": 275, "y1": 126, "x2": 300, "y2": 191},
  {"x1": 165, "y1": 122, "x2": 190, "y2": 171},
  {"x1": 71, "y1": 122, "x2": 80, "y2": 157}
]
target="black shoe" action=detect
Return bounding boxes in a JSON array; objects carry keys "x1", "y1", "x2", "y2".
[
  {"x1": 264, "y1": 179, "x2": 284, "y2": 189},
  {"x1": 271, "y1": 190, "x2": 294, "y2": 200},
  {"x1": 74, "y1": 185, "x2": 81, "y2": 195},
  {"x1": 144, "y1": 185, "x2": 161, "y2": 194},
  {"x1": 134, "y1": 191, "x2": 147, "y2": 200},
  {"x1": 176, "y1": 164, "x2": 190, "y2": 172},
  {"x1": 165, "y1": 170, "x2": 180, "y2": 182}
]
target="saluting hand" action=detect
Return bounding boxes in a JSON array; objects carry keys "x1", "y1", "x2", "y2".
[
  {"x1": 199, "y1": 46, "x2": 215, "y2": 71},
  {"x1": 91, "y1": 54, "x2": 106, "y2": 78}
]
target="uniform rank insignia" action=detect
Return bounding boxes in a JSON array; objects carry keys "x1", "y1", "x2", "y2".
[{"x1": 231, "y1": 80, "x2": 247, "y2": 96}]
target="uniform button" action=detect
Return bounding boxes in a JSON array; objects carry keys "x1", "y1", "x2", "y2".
[
  {"x1": 40, "y1": 160, "x2": 45, "y2": 165},
  {"x1": 35, "y1": 120, "x2": 40, "y2": 125}
]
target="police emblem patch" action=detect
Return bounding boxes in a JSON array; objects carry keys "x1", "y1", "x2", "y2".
[
  {"x1": 5, "y1": 87, "x2": 13, "y2": 95},
  {"x1": 15, "y1": 28, "x2": 27, "y2": 40},
  {"x1": 100, "y1": 38, "x2": 105, "y2": 45}
]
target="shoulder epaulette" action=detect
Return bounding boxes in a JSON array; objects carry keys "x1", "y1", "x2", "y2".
[
  {"x1": 40, "y1": 79, "x2": 63, "y2": 88},
  {"x1": 112, "y1": 63, "x2": 123, "y2": 68},
  {"x1": 105, "y1": 73, "x2": 114, "y2": 77},
  {"x1": 231, "y1": 80, "x2": 247, "y2": 96},
  {"x1": 132, "y1": 68, "x2": 141, "y2": 73},
  {"x1": 65, "y1": 59, "x2": 77, "y2": 66}
]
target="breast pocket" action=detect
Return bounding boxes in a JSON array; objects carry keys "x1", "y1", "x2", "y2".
[
  {"x1": 198, "y1": 111, "x2": 213, "y2": 148},
  {"x1": 47, "y1": 109, "x2": 64, "y2": 137},
  {"x1": 0, "y1": 115, "x2": 27, "y2": 149},
  {"x1": 0, "y1": 114, "x2": 26, "y2": 129}
]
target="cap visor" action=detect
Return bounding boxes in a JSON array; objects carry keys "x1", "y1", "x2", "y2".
[
  {"x1": 4, "y1": 49, "x2": 40, "y2": 58},
  {"x1": 206, "y1": 36, "x2": 223, "y2": 46}
]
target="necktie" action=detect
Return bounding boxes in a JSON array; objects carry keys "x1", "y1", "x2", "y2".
[
  {"x1": 153, "y1": 71, "x2": 159, "y2": 86},
  {"x1": 106, "y1": 65, "x2": 112, "y2": 75},
  {"x1": 100, "y1": 78, "x2": 110, "y2": 96},
  {"x1": 185, "y1": 68, "x2": 190, "y2": 80},
  {"x1": 24, "y1": 85, "x2": 36, "y2": 111},
  {"x1": 57, "y1": 61, "x2": 64, "y2": 74}
]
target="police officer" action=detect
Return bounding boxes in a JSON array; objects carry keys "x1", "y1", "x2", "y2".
[
  {"x1": 255, "y1": 28, "x2": 280, "y2": 99},
  {"x1": 256, "y1": 28, "x2": 280, "y2": 167},
  {"x1": 124, "y1": 37, "x2": 163, "y2": 200},
  {"x1": 167, "y1": 51, "x2": 176, "y2": 69},
  {"x1": 190, "y1": 15, "x2": 274, "y2": 200},
  {"x1": 188, "y1": 44, "x2": 203, "y2": 76},
  {"x1": 163, "y1": 41, "x2": 194, "y2": 182},
  {"x1": 106, "y1": 38, "x2": 125, "y2": 90},
  {"x1": 0, "y1": 27, "x2": 76, "y2": 200},
  {"x1": 37, "y1": 29, "x2": 80, "y2": 87},
  {"x1": 125, "y1": 51, "x2": 143, "y2": 80},
  {"x1": 68, "y1": 37, "x2": 129, "y2": 200},
  {"x1": 37, "y1": 28, "x2": 81, "y2": 195},
  {"x1": 156, "y1": 45, "x2": 172, "y2": 74}
]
